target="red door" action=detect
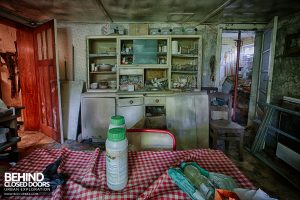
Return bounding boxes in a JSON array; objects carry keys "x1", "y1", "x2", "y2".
[{"x1": 33, "y1": 20, "x2": 61, "y2": 143}]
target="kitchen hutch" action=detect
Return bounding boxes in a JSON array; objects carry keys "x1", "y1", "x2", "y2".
[{"x1": 82, "y1": 35, "x2": 208, "y2": 149}]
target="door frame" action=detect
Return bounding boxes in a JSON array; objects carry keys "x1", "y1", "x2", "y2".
[
  {"x1": 215, "y1": 24, "x2": 266, "y2": 125},
  {"x1": 215, "y1": 24, "x2": 266, "y2": 89},
  {"x1": 54, "y1": 20, "x2": 64, "y2": 144},
  {"x1": 264, "y1": 16, "x2": 278, "y2": 103}
]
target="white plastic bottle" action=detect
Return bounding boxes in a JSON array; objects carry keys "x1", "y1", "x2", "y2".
[{"x1": 106, "y1": 127, "x2": 128, "y2": 191}]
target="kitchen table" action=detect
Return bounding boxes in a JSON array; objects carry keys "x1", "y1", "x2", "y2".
[{"x1": 0, "y1": 148, "x2": 255, "y2": 199}]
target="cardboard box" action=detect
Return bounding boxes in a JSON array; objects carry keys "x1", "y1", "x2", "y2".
[{"x1": 129, "y1": 24, "x2": 149, "y2": 35}]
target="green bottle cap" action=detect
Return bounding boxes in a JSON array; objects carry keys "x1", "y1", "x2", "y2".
[
  {"x1": 110, "y1": 115, "x2": 125, "y2": 125},
  {"x1": 108, "y1": 128, "x2": 125, "y2": 141},
  {"x1": 180, "y1": 162, "x2": 187, "y2": 169}
]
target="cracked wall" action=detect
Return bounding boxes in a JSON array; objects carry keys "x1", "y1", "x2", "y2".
[{"x1": 271, "y1": 12, "x2": 300, "y2": 104}]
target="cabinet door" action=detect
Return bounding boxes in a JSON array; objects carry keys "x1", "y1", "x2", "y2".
[
  {"x1": 117, "y1": 98, "x2": 144, "y2": 128},
  {"x1": 194, "y1": 95, "x2": 209, "y2": 148},
  {"x1": 81, "y1": 97, "x2": 115, "y2": 141},
  {"x1": 166, "y1": 96, "x2": 197, "y2": 149},
  {"x1": 119, "y1": 38, "x2": 169, "y2": 67}
]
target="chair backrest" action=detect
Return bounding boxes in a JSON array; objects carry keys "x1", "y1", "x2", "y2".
[
  {"x1": 126, "y1": 129, "x2": 176, "y2": 151},
  {"x1": 201, "y1": 87, "x2": 218, "y2": 94},
  {"x1": 208, "y1": 92, "x2": 232, "y2": 122}
]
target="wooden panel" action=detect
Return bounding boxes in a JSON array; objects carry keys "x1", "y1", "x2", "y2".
[
  {"x1": 166, "y1": 96, "x2": 197, "y2": 149},
  {"x1": 81, "y1": 97, "x2": 116, "y2": 141},
  {"x1": 16, "y1": 27, "x2": 39, "y2": 130},
  {"x1": 61, "y1": 81, "x2": 84, "y2": 140}
]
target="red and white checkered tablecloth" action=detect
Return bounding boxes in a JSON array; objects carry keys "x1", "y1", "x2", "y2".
[{"x1": 0, "y1": 148, "x2": 255, "y2": 199}]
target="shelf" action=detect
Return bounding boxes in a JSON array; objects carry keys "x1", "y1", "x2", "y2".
[
  {"x1": 121, "y1": 52, "x2": 167, "y2": 55},
  {"x1": 172, "y1": 54, "x2": 198, "y2": 58},
  {"x1": 89, "y1": 53, "x2": 116, "y2": 57},
  {"x1": 171, "y1": 71, "x2": 198, "y2": 74},
  {"x1": 88, "y1": 88, "x2": 117, "y2": 92},
  {"x1": 121, "y1": 53, "x2": 133, "y2": 56},
  {"x1": 119, "y1": 66, "x2": 169, "y2": 69},
  {"x1": 0, "y1": 137, "x2": 21, "y2": 152},
  {"x1": 90, "y1": 71, "x2": 116, "y2": 74}
]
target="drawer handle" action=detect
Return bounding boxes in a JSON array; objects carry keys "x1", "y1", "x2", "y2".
[
  {"x1": 129, "y1": 100, "x2": 134, "y2": 104},
  {"x1": 155, "y1": 99, "x2": 159, "y2": 103}
]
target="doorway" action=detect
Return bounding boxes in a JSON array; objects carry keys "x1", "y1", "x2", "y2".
[
  {"x1": 220, "y1": 30, "x2": 256, "y2": 125},
  {"x1": 0, "y1": 19, "x2": 62, "y2": 143}
]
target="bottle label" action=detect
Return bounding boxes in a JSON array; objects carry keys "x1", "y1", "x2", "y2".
[{"x1": 106, "y1": 148, "x2": 128, "y2": 185}]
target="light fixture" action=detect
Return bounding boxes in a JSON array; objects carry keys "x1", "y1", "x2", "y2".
[{"x1": 167, "y1": 13, "x2": 195, "y2": 22}]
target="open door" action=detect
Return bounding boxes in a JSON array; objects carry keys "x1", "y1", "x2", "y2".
[
  {"x1": 256, "y1": 16, "x2": 278, "y2": 107},
  {"x1": 33, "y1": 20, "x2": 62, "y2": 143}
]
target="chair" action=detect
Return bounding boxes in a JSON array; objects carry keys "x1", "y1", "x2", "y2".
[
  {"x1": 201, "y1": 87, "x2": 218, "y2": 94},
  {"x1": 208, "y1": 92, "x2": 244, "y2": 160},
  {"x1": 126, "y1": 129, "x2": 176, "y2": 151}
]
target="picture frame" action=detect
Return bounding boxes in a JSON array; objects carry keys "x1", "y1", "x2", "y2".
[{"x1": 284, "y1": 33, "x2": 300, "y2": 56}]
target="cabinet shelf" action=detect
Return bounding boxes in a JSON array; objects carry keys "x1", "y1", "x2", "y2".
[
  {"x1": 89, "y1": 53, "x2": 116, "y2": 57},
  {"x1": 119, "y1": 66, "x2": 169, "y2": 69},
  {"x1": 172, "y1": 54, "x2": 198, "y2": 58},
  {"x1": 171, "y1": 71, "x2": 198, "y2": 74},
  {"x1": 87, "y1": 36, "x2": 117, "y2": 92},
  {"x1": 121, "y1": 52, "x2": 167, "y2": 55},
  {"x1": 90, "y1": 71, "x2": 116, "y2": 74},
  {"x1": 88, "y1": 88, "x2": 117, "y2": 92}
]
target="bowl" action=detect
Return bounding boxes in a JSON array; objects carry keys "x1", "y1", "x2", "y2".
[
  {"x1": 108, "y1": 80, "x2": 117, "y2": 85},
  {"x1": 98, "y1": 64, "x2": 112, "y2": 71},
  {"x1": 99, "y1": 81, "x2": 108, "y2": 89},
  {"x1": 109, "y1": 85, "x2": 117, "y2": 89}
]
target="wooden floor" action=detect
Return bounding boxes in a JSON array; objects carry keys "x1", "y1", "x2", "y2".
[{"x1": 13, "y1": 131, "x2": 300, "y2": 199}]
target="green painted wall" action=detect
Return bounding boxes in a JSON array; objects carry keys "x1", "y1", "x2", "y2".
[{"x1": 271, "y1": 13, "x2": 300, "y2": 104}]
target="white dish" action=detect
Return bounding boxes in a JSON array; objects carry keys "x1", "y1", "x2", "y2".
[{"x1": 90, "y1": 83, "x2": 98, "y2": 89}]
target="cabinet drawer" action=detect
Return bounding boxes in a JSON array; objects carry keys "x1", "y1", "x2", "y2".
[
  {"x1": 117, "y1": 98, "x2": 144, "y2": 107},
  {"x1": 144, "y1": 97, "x2": 166, "y2": 105}
]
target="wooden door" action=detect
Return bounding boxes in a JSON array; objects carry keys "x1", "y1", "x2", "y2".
[
  {"x1": 33, "y1": 20, "x2": 61, "y2": 143},
  {"x1": 257, "y1": 16, "x2": 278, "y2": 106}
]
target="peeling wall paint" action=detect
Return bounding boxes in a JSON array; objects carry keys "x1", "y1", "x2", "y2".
[
  {"x1": 57, "y1": 22, "x2": 218, "y2": 87},
  {"x1": 198, "y1": 25, "x2": 218, "y2": 87},
  {"x1": 0, "y1": 23, "x2": 22, "y2": 106},
  {"x1": 271, "y1": 12, "x2": 300, "y2": 104},
  {"x1": 57, "y1": 23, "x2": 105, "y2": 82}
]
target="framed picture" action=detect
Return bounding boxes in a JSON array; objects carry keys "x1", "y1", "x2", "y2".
[{"x1": 284, "y1": 33, "x2": 300, "y2": 56}]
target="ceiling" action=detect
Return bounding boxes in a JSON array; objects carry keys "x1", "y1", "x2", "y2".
[{"x1": 0, "y1": 0, "x2": 300, "y2": 27}]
